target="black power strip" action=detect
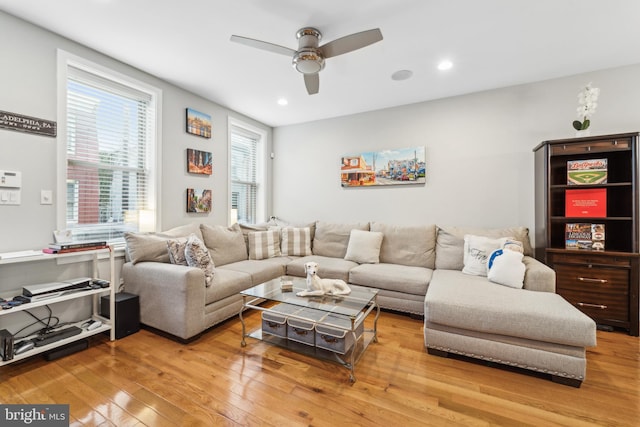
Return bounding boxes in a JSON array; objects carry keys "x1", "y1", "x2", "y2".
[{"x1": 34, "y1": 326, "x2": 82, "y2": 347}]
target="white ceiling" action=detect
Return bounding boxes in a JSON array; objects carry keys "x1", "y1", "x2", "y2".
[{"x1": 2, "y1": 0, "x2": 640, "y2": 127}]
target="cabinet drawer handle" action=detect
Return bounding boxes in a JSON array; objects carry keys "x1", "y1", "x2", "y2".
[
  {"x1": 578, "y1": 277, "x2": 607, "y2": 284},
  {"x1": 577, "y1": 302, "x2": 607, "y2": 309}
]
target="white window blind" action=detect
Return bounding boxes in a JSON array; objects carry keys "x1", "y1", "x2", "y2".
[
  {"x1": 65, "y1": 65, "x2": 156, "y2": 242},
  {"x1": 230, "y1": 125, "x2": 259, "y2": 224}
]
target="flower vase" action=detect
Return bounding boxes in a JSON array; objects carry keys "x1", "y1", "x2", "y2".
[{"x1": 575, "y1": 129, "x2": 591, "y2": 138}]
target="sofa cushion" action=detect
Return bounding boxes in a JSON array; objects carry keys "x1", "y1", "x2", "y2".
[
  {"x1": 435, "y1": 225, "x2": 533, "y2": 270},
  {"x1": 312, "y1": 221, "x2": 369, "y2": 258},
  {"x1": 167, "y1": 237, "x2": 189, "y2": 266},
  {"x1": 425, "y1": 270, "x2": 596, "y2": 347},
  {"x1": 200, "y1": 223, "x2": 248, "y2": 266},
  {"x1": 184, "y1": 234, "x2": 215, "y2": 287},
  {"x1": 204, "y1": 268, "x2": 253, "y2": 305},
  {"x1": 219, "y1": 257, "x2": 289, "y2": 286},
  {"x1": 248, "y1": 230, "x2": 281, "y2": 260},
  {"x1": 462, "y1": 235, "x2": 509, "y2": 276},
  {"x1": 279, "y1": 227, "x2": 313, "y2": 256},
  {"x1": 125, "y1": 223, "x2": 203, "y2": 264},
  {"x1": 487, "y1": 249, "x2": 525, "y2": 289},
  {"x1": 349, "y1": 263, "x2": 433, "y2": 296},
  {"x1": 370, "y1": 222, "x2": 436, "y2": 268},
  {"x1": 286, "y1": 255, "x2": 358, "y2": 282},
  {"x1": 344, "y1": 229, "x2": 383, "y2": 264}
]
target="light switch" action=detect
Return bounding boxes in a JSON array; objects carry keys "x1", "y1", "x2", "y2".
[
  {"x1": 41, "y1": 190, "x2": 53, "y2": 205},
  {"x1": 0, "y1": 190, "x2": 19, "y2": 205}
]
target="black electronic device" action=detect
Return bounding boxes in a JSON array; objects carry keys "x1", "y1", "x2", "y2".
[
  {"x1": 0, "y1": 329, "x2": 14, "y2": 361},
  {"x1": 91, "y1": 279, "x2": 110, "y2": 288},
  {"x1": 34, "y1": 326, "x2": 82, "y2": 347},
  {"x1": 100, "y1": 292, "x2": 140, "y2": 339},
  {"x1": 14, "y1": 340, "x2": 35, "y2": 355},
  {"x1": 44, "y1": 339, "x2": 88, "y2": 361},
  {"x1": 12, "y1": 295, "x2": 31, "y2": 304}
]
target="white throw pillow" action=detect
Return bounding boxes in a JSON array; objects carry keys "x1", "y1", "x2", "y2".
[
  {"x1": 184, "y1": 234, "x2": 215, "y2": 287},
  {"x1": 344, "y1": 229, "x2": 384, "y2": 264},
  {"x1": 248, "y1": 230, "x2": 281, "y2": 260},
  {"x1": 462, "y1": 234, "x2": 509, "y2": 276},
  {"x1": 487, "y1": 248, "x2": 526, "y2": 288}
]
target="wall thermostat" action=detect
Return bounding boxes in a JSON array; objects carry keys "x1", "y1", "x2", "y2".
[{"x1": 0, "y1": 170, "x2": 21, "y2": 205}]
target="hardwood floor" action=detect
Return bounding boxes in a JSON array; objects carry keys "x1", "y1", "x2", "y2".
[{"x1": 1, "y1": 310, "x2": 638, "y2": 426}]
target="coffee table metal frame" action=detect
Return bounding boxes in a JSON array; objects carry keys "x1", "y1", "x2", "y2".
[{"x1": 240, "y1": 277, "x2": 379, "y2": 383}]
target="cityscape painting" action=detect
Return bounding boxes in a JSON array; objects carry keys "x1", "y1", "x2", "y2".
[
  {"x1": 187, "y1": 148, "x2": 212, "y2": 175},
  {"x1": 186, "y1": 108, "x2": 212, "y2": 138},
  {"x1": 341, "y1": 146, "x2": 426, "y2": 187},
  {"x1": 186, "y1": 188, "x2": 212, "y2": 213}
]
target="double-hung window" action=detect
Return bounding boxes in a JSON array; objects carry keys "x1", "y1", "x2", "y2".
[
  {"x1": 59, "y1": 52, "x2": 160, "y2": 242},
  {"x1": 229, "y1": 120, "x2": 266, "y2": 224}
]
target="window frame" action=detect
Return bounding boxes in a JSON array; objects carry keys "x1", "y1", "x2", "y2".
[
  {"x1": 228, "y1": 117, "x2": 267, "y2": 225},
  {"x1": 56, "y1": 50, "x2": 162, "y2": 243}
]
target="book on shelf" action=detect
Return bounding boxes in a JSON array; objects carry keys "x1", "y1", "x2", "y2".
[
  {"x1": 43, "y1": 244, "x2": 109, "y2": 254},
  {"x1": 565, "y1": 223, "x2": 605, "y2": 251},
  {"x1": 565, "y1": 188, "x2": 607, "y2": 217},
  {"x1": 567, "y1": 158, "x2": 608, "y2": 185},
  {"x1": 47, "y1": 241, "x2": 107, "y2": 250}
]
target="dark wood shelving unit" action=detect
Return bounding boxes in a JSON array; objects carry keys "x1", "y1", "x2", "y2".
[{"x1": 534, "y1": 132, "x2": 639, "y2": 336}]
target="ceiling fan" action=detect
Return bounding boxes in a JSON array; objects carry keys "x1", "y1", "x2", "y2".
[{"x1": 230, "y1": 27, "x2": 383, "y2": 95}]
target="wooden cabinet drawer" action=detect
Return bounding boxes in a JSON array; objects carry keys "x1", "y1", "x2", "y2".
[
  {"x1": 549, "y1": 253, "x2": 631, "y2": 267},
  {"x1": 555, "y1": 264, "x2": 629, "y2": 322}
]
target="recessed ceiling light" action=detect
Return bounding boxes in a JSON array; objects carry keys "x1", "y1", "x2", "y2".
[
  {"x1": 391, "y1": 69, "x2": 413, "y2": 81},
  {"x1": 277, "y1": 98, "x2": 288, "y2": 106},
  {"x1": 437, "y1": 60, "x2": 453, "y2": 71}
]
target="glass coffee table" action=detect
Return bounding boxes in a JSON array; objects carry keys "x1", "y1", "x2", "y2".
[{"x1": 240, "y1": 276, "x2": 379, "y2": 383}]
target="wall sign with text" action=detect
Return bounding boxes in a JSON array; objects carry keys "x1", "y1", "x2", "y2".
[{"x1": 0, "y1": 110, "x2": 57, "y2": 137}]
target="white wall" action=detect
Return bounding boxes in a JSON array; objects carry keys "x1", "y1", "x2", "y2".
[
  {"x1": 0, "y1": 10, "x2": 272, "y2": 257},
  {"x1": 272, "y1": 64, "x2": 640, "y2": 245}
]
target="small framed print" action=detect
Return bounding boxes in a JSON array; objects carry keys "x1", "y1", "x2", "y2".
[
  {"x1": 187, "y1": 148, "x2": 212, "y2": 175},
  {"x1": 186, "y1": 108, "x2": 212, "y2": 138},
  {"x1": 186, "y1": 188, "x2": 212, "y2": 213}
]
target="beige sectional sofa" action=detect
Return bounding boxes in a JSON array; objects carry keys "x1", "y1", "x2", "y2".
[{"x1": 121, "y1": 220, "x2": 596, "y2": 386}]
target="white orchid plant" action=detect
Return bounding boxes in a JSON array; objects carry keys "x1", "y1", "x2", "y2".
[{"x1": 573, "y1": 82, "x2": 600, "y2": 131}]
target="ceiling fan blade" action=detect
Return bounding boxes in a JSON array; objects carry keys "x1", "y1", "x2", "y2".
[
  {"x1": 320, "y1": 28, "x2": 383, "y2": 58},
  {"x1": 230, "y1": 35, "x2": 296, "y2": 57},
  {"x1": 304, "y1": 73, "x2": 319, "y2": 95}
]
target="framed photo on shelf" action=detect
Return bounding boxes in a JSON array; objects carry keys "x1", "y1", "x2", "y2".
[
  {"x1": 186, "y1": 188, "x2": 212, "y2": 213},
  {"x1": 187, "y1": 148, "x2": 212, "y2": 175},
  {"x1": 186, "y1": 108, "x2": 212, "y2": 138}
]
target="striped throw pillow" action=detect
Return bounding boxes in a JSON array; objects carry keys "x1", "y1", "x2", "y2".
[
  {"x1": 248, "y1": 230, "x2": 281, "y2": 260},
  {"x1": 281, "y1": 227, "x2": 312, "y2": 256}
]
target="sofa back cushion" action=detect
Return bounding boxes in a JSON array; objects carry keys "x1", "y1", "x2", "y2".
[
  {"x1": 435, "y1": 225, "x2": 533, "y2": 270},
  {"x1": 279, "y1": 227, "x2": 313, "y2": 256},
  {"x1": 200, "y1": 223, "x2": 248, "y2": 266},
  {"x1": 312, "y1": 221, "x2": 369, "y2": 258},
  {"x1": 248, "y1": 230, "x2": 281, "y2": 260},
  {"x1": 370, "y1": 222, "x2": 436, "y2": 268},
  {"x1": 124, "y1": 223, "x2": 202, "y2": 264},
  {"x1": 344, "y1": 229, "x2": 384, "y2": 264}
]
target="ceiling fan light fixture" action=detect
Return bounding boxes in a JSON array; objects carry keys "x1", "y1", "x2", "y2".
[
  {"x1": 292, "y1": 49, "x2": 325, "y2": 74},
  {"x1": 231, "y1": 26, "x2": 383, "y2": 94}
]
